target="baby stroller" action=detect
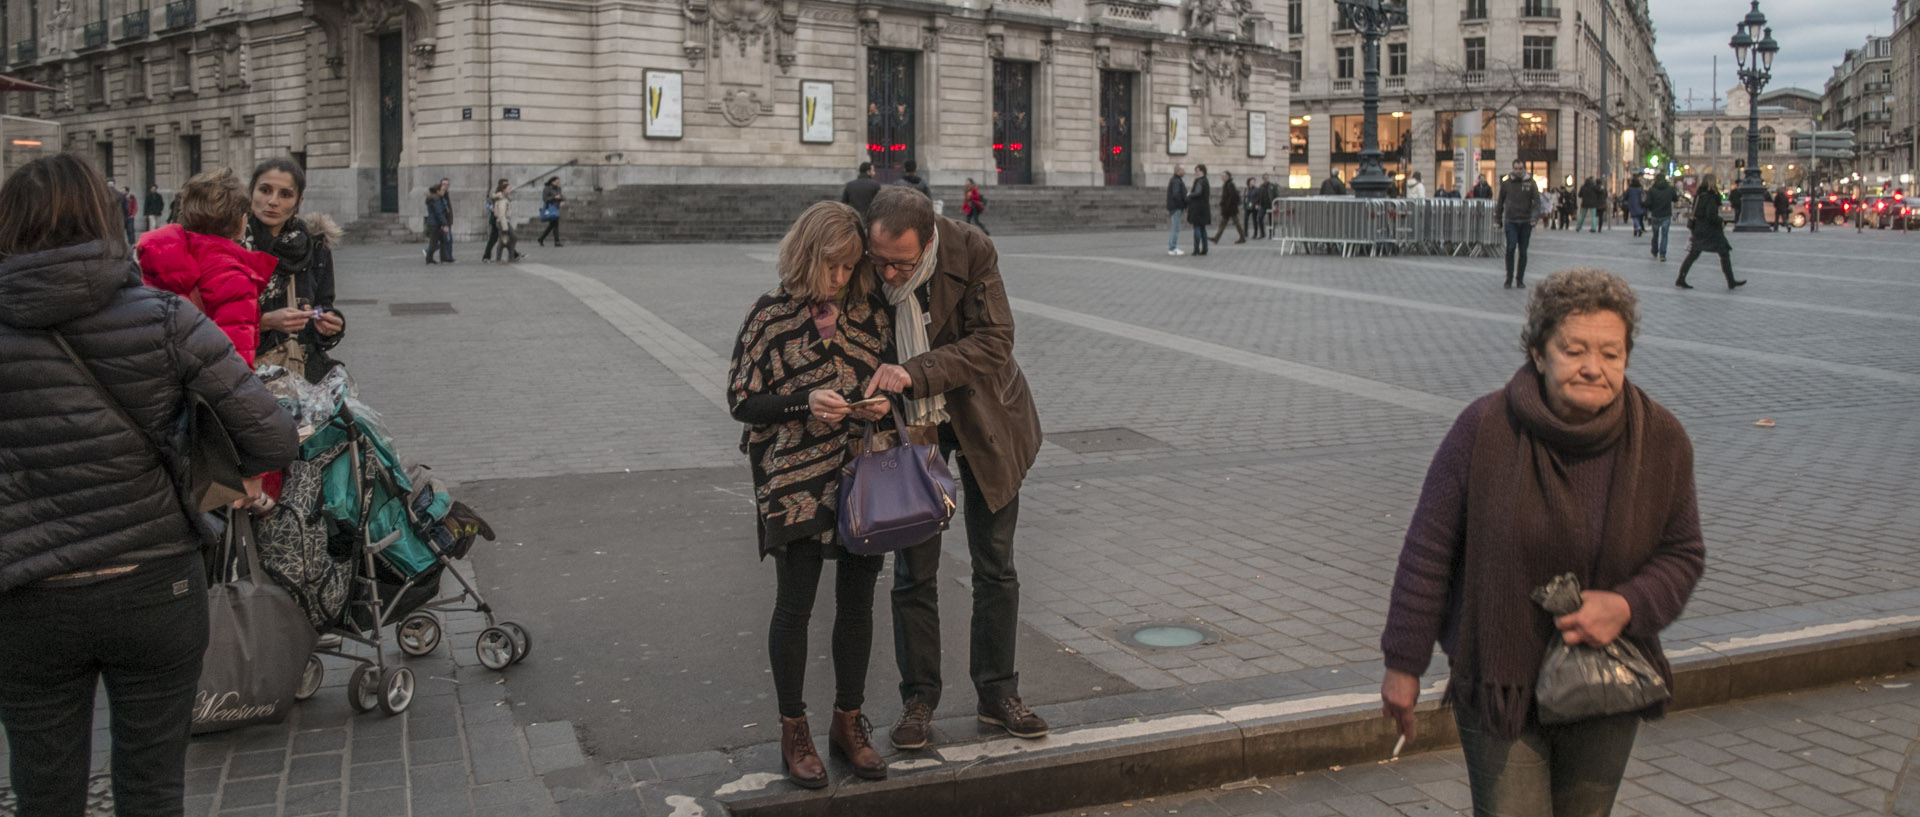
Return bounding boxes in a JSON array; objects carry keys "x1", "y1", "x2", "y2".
[{"x1": 258, "y1": 367, "x2": 531, "y2": 716}]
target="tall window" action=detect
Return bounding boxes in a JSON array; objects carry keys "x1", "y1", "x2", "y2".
[
  {"x1": 1522, "y1": 0, "x2": 1555, "y2": 15},
  {"x1": 1463, "y1": 0, "x2": 1487, "y2": 18},
  {"x1": 1287, "y1": 0, "x2": 1300, "y2": 34},
  {"x1": 1465, "y1": 38, "x2": 1486, "y2": 72},
  {"x1": 1336, "y1": 47, "x2": 1354, "y2": 79},
  {"x1": 1522, "y1": 37, "x2": 1555, "y2": 70},
  {"x1": 1704, "y1": 127, "x2": 1721, "y2": 154},
  {"x1": 1730, "y1": 126, "x2": 1746, "y2": 152},
  {"x1": 1758, "y1": 126, "x2": 1775, "y2": 151},
  {"x1": 1681, "y1": 132, "x2": 1692, "y2": 153},
  {"x1": 1388, "y1": 43, "x2": 1407, "y2": 76}
]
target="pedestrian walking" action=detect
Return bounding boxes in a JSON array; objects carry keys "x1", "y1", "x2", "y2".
[
  {"x1": 961, "y1": 178, "x2": 989, "y2": 235},
  {"x1": 144, "y1": 183, "x2": 165, "y2": 231},
  {"x1": 425, "y1": 180, "x2": 453, "y2": 264},
  {"x1": 727, "y1": 201, "x2": 894, "y2": 789},
  {"x1": 1187, "y1": 165, "x2": 1212, "y2": 255},
  {"x1": 1320, "y1": 170, "x2": 1349, "y2": 196},
  {"x1": 1258, "y1": 174, "x2": 1280, "y2": 239},
  {"x1": 1470, "y1": 174, "x2": 1493, "y2": 200},
  {"x1": 1626, "y1": 176, "x2": 1646, "y2": 237},
  {"x1": 0, "y1": 152, "x2": 300, "y2": 817},
  {"x1": 1495, "y1": 159, "x2": 1540, "y2": 289},
  {"x1": 489, "y1": 179, "x2": 523, "y2": 264},
  {"x1": 1381, "y1": 267, "x2": 1704, "y2": 817},
  {"x1": 1645, "y1": 174, "x2": 1677, "y2": 262},
  {"x1": 537, "y1": 177, "x2": 564, "y2": 247},
  {"x1": 245, "y1": 158, "x2": 347, "y2": 384},
  {"x1": 1577, "y1": 177, "x2": 1605, "y2": 232},
  {"x1": 1244, "y1": 176, "x2": 1264, "y2": 239},
  {"x1": 137, "y1": 166, "x2": 280, "y2": 365},
  {"x1": 1212, "y1": 171, "x2": 1246, "y2": 244},
  {"x1": 1772, "y1": 188, "x2": 1794, "y2": 232},
  {"x1": 1675, "y1": 175, "x2": 1745, "y2": 290},
  {"x1": 1405, "y1": 171, "x2": 1426, "y2": 199},
  {"x1": 842, "y1": 162, "x2": 883, "y2": 216},
  {"x1": 858, "y1": 186, "x2": 1049, "y2": 752},
  {"x1": 896, "y1": 159, "x2": 932, "y2": 200},
  {"x1": 1555, "y1": 183, "x2": 1576, "y2": 229},
  {"x1": 1166, "y1": 165, "x2": 1188, "y2": 255},
  {"x1": 116, "y1": 182, "x2": 138, "y2": 243},
  {"x1": 1537, "y1": 188, "x2": 1556, "y2": 229}
]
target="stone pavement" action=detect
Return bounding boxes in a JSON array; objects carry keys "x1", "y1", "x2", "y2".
[
  {"x1": 1031, "y1": 672, "x2": 1920, "y2": 817},
  {"x1": 2, "y1": 224, "x2": 1916, "y2": 816}
]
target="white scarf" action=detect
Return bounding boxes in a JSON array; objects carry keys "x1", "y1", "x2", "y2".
[{"x1": 882, "y1": 226, "x2": 948, "y2": 426}]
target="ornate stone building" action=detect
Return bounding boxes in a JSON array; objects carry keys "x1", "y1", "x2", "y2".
[
  {"x1": 1285, "y1": 0, "x2": 1672, "y2": 194},
  {"x1": 1892, "y1": 0, "x2": 1917, "y2": 187},
  {"x1": 1673, "y1": 87, "x2": 1815, "y2": 191},
  {"x1": 3, "y1": 0, "x2": 1291, "y2": 236},
  {"x1": 1823, "y1": 35, "x2": 1897, "y2": 190}
]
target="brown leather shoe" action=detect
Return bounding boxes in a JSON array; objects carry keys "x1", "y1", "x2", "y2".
[
  {"x1": 830, "y1": 708, "x2": 888, "y2": 779},
  {"x1": 780, "y1": 715, "x2": 828, "y2": 789},
  {"x1": 978, "y1": 696, "x2": 1049, "y2": 739},
  {"x1": 890, "y1": 700, "x2": 934, "y2": 750}
]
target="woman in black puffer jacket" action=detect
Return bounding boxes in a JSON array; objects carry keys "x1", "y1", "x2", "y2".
[{"x1": 0, "y1": 154, "x2": 298, "y2": 816}]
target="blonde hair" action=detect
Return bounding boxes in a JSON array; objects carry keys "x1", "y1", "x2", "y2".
[
  {"x1": 776, "y1": 201, "x2": 871, "y2": 303},
  {"x1": 176, "y1": 167, "x2": 251, "y2": 237}
]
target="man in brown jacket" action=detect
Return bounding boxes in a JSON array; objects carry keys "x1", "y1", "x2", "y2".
[{"x1": 860, "y1": 186, "x2": 1047, "y2": 750}]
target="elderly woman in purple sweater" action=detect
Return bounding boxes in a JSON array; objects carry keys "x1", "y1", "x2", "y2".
[{"x1": 1379, "y1": 267, "x2": 1705, "y2": 817}]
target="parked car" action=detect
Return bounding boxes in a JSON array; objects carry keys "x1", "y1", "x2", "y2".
[
  {"x1": 1862, "y1": 196, "x2": 1918, "y2": 230},
  {"x1": 1716, "y1": 191, "x2": 1779, "y2": 226},
  {"x1": 1802, "y1": 194, "x2": 1849, "y2": 225}
]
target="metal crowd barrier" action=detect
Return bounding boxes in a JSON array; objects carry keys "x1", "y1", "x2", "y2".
[{"x1": 1271, "y1": 197, "x2": 1501, "y2": 257}]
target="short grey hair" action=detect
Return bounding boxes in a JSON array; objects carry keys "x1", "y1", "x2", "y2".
[{"x1": 1521, "y1": 268, "x2": 1640, "y2": 356}]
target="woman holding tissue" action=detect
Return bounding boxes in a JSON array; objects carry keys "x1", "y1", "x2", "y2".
[
  {"x1": 1377, "y1": 268, "x2": 1705, "y2": 817},
  {"x1": 727, "y1": 201, "x2": 895, "y2": 790},
  {"x1": 245, "y1": 158, "x2": 346, "y2": 383}
]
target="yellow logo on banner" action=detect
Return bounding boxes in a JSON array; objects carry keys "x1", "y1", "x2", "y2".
[
  {"x1": 806, "y1": 96, "x2": 816, "y2": 128},
  {"x1": 649, "y1": 87, "x2": 662, "y2": 121}
]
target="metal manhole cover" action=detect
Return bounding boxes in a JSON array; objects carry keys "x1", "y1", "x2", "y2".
[
  {"x1": 1119, "y1": 623, "x2": 1219, "y2": 651},
  {"x1": 388, "y1": 302, "x2": 457, "y2": 316},
  {"x1": 1049, "y1": 427, "x2": 1170, "y2": 454},
  {"x1": 335, "y1": 298, "x2": 379, "y2": 306}
]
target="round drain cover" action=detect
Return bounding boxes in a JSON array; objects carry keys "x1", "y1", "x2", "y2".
[{"x1": 1128, "y1": 625, "x2": 1208, "y2": 649}]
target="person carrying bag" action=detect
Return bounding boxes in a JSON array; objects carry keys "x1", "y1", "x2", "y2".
[{"x1": 837, "y1": 403, "x2": 957, "y2": 554}]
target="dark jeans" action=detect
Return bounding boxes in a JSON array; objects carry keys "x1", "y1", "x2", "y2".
[
  {"x1": 1676, "y1": 247, "x2": 1736, "y2": 286},
  {"x1": 538, "y1": 218, "x2": 561, "y2": 245},
  {"x1": 1649, "y1": 217, "x2": 1672, "y2": 257},
  {"x1": 892, "y1": 431, "x2": 1022, "y2": 709},
  {"x1": 1503, "y1": 222, "x2": 1532, "y2": 281},
  {"x1": 1454, "y1": 705, "x2": 1640, "y2": 817},
  {"x1": 1191, "y1": 224, "x2": 1209, "y2": 254},
  {"x1": 427, "y1": 225, "x2": 453, "y2": 261},
  {"x1": 965, "y1": 211, "x2": 988, "y2": 235},
  {"x1": 0, "y1": 553, "x2": 209, "y2": 817},
  {"x1": 768, "y1": 544, "x2": 883, "y2": 719},
  {"x1": 1247, "y1": 207, "x2": 1265, "y2": 237},
  {"x1": 482, "y1": 221, "x2": 501, "y2": 259}
]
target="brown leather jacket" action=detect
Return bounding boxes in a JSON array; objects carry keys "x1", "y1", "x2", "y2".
[{"x1": 902, "y1": 216, "x2": 1042, "y2": 512}]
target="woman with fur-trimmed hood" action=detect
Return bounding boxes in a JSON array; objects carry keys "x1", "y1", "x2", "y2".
[{"x1": 242, "y1": 157, "x2": 346, "y2": 384}]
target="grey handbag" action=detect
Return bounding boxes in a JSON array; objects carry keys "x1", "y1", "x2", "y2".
[
  {"x1": 1530, "y1": 573, "x2": 1671, "y2": 725},
  {"x1": 192, "y1": 513, "x2": 319, "y2": 734}
]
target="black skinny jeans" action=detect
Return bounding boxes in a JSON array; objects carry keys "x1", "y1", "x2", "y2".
[
  {"x1": 769, "y1": 544, "x2": 884, "y2": 719},
  {"x1": 538, "y1": 217, "x2": 561, "y2": 245},
  {"x1": 1676, "y1": 248, "x2": 1736, "y2": 286},
  {"x1": 0, "y1": 552, "x2": 209, "y2": 817}
]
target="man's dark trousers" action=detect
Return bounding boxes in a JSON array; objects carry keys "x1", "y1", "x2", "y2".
[
  {"x1": 893, "y1": 428, "x2": 1020, "y2": 709},
  {"x1": 1503, "y1": 222, "x2": 1532, "y2": 283}
]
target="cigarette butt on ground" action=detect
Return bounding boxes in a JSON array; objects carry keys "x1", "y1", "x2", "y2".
[{"x1": 1391, "y1": 735, "x2": 1406, "y2": 759}]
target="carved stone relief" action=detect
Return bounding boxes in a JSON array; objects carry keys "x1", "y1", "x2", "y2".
[
  {"x1": 684, "y1": 0, "x2": 793, "y2": 127},
  {"x1": 1188, "y1": 42, "x2": 1251, "y2": 145}
]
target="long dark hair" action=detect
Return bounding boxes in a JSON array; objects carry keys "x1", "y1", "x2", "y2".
[{"x1": 0, "y1": 153, "x2": 127, "y2": 260}]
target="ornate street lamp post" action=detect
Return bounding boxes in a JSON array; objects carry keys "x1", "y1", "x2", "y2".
[
  {"x1": 1729, "y1": 0, "x2": 1779, "y2": 232},
  {"x1": 1333, "y1": 0, "x2": 1406, "y2": 198}
]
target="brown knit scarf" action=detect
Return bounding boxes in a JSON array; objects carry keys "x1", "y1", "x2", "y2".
[{"x1": 1449, "y1": 361, "x2": 1681, "y2": 739}]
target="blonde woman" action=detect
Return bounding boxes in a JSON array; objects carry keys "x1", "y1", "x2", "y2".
[{"x1": 726, "y1": 201, "x2": 894, "y2": 789}]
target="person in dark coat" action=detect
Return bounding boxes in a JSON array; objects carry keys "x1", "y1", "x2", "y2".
[
  {"x1": 1644, "y1": 175, "x2": 1678, "y2": 261},
  {"x1": 144, "y1": 183, "x2": 165, "y2": 231},
  {"x1": 1166, "y1": 165, "x2": 1188, "y2": 255},
  {"x1": 1675, "y1": 175, "x2": 1745, "y2": 290},
  {"x1": 1772, "y1": 188, "x2": 1794, "y2": 232},
  {"x1": 1320, "y1": 170, "x2": 1349, "y2": 195},
  {"x1": 842, "y1": 162, "x2": 883, "y2": 216},
  {"x1": 537, "y1": 177, "x2": 564, "y2": 247},
  {"x1": 244, "y1": 158, "x2": 347, "y2": 384},
  {"x1": 1555, "y1": 183, "x2": 1576, "y2": 229},
  {"x1": 1577, "y1": 178, "x2": 1606, "y2": 232},
  {"x1": 1495, "y1": 159, "x2": 1540, "y2": 289},
  {"x1": 1625, "y1": 176, "x2": 1646, "y2": 237},
  {"x1": 1470, "y1": 174, "x2": 1494, "y2": 200},
  {"x1": 1212, "y1": 171, "x2": 1246, "y2": 244},
  {"x1": 1187, "y1": 164, "x2": 1212, "y2": 255},
  {"x1": 424, "y1": 180, "x2": 453, "y2": 264},
  {"x1": 896, "y1": 159, "x2": 932, "y2": 200},
  {"x1": 0, "y1": 152, "x2": 299, "y2": 817}
]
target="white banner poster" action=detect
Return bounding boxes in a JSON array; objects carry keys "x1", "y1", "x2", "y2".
[
  {"x1": 800, "y1": 81, "x2": 833, "y2": 143},
  {"x1": 1168, "y1": 106, "x2": 1189, "y2": 155},
  {"x1": 645, "y1": 70, "x2": 683, "y2": 140},
  {"x1": 1248, "y1": 112, "x2": 1267, "y2": 158}
]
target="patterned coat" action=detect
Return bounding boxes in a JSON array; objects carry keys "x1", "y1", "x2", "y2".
[{"x1": 728, "y1": 288, "x2": 893, "y2": 557}]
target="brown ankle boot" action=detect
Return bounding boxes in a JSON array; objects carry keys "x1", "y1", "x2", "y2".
[
  {"x1": 780, "y1": 715, "x2": 828, "y2": 789},
  {"x1": 829, "y1": 708, "x2": 888, "y2": 779}
]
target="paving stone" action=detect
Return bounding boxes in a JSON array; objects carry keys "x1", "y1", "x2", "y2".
[
  {"x1": 282, "y1": 782, "x2": 343, "y2": 816},
  {"x1": 216, "y1": 776, "x2": 282, "y2": 810}
]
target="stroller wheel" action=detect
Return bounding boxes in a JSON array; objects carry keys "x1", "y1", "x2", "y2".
[
  {"x1": 379, "y1": 667, "x2": 415, "y2": 716},
  {"x1": 398, "y1": 613, "x2": 443, "y2": 657},
  {"x1": 347, "y1": 664, "x2": 381, "y2": 713},
  {"x1": 295, "y1": 655, "x2": 325, "y2": 702},
  {"x1": 476, "y1": 627, "x2": 517, "y2": 671},
  {"x1": 499, "y1": 621, "x2": 533, "y2": 665}
]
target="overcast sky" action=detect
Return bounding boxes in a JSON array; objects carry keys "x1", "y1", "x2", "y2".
[{"x1": 1650, "y1": 0, "x2": 1896, "y2": 111}]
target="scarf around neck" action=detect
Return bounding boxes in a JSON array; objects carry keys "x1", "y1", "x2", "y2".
[
  {"x1": 882, "y1": 226, "x2": 948, "y2": 426},
  {"x1": 1449, "y1": 361, "x2": 1678, "y2": 739},
  {"x1": 245, "y1": 215, "x2": 316, "y2": 312}
]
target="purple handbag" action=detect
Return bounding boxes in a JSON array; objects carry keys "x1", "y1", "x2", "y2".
[{"x1": 837, "y1": 404, "x2": 958, "y2": 555}]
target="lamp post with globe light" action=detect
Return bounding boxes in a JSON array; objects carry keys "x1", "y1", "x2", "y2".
[
  {"x1": 1728, "y1": 1, "x2": 1779, "y2": 232},
  {"x1": 1333, "y1": 0, "x2": 1406, "y2": 198}
]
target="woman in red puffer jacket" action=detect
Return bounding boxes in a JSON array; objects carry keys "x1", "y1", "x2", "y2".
[{"x1": 137, "y1": 167, "x2": 280, "y2": 364}]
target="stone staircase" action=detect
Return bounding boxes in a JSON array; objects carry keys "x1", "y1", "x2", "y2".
[
  {"x1": 509, "y1": 183, "x2": 1171, "y2": 244},
  {"x1": 339, "y1": 213, "x2": 420, "y2": 245}
]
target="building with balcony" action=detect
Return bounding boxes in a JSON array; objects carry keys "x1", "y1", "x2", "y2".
[
  {"x1": 0, "y1": 0, "x2": 1292, "y2": 238},
  {"x1": 1283, "y1": 0, "x2": 1672, "y2": 194},
  {"x1": 1823, "y1": 35, "x2": 1897, "y2": 188},
  {"x1": 1672, "y1": 87, "x2": 1818, "y2": 192},
  {"x1": 1893, "y1": 0, "x2": 1918, "y2": 187}
]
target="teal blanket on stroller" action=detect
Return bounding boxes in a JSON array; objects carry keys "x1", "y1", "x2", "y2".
[{"x1": 301, "y1": 408, "x2": 449, "y2": 577}]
